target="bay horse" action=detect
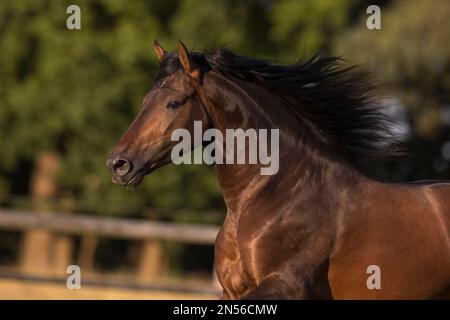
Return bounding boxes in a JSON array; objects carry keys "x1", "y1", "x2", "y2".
[{"x1": 107, "y1": 41, "x2": 450, "y2": 299}]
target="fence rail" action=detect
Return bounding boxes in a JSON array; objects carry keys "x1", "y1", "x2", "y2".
[
  {"x1": 0, "y1": 209, "x2": 219, "y2": 244},
  {"x1": 0, "y1": 208, "x2": 221, "y2": 291}
]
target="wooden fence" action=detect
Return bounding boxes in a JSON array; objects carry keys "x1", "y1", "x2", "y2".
[{"x1": 0, "y1": 208, "x2": 220, "y2": 289}]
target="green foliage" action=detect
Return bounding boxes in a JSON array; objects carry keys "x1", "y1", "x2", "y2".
[
  {"x1": 0, "y1": 0, "x2": 223, "y2": 217},
  {"x1": 170, "y1": 0, "x2": 243, "y2": 48},
  {"x1": 270, "y1": 0, "x2": 353, "y2": 58},
  {"x1": 334, "y1": 0, "x2": 450, "y2": 179}
]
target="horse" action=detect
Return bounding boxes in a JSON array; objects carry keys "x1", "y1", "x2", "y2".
[{"x1": 107, "y1": 41, "x2": 450, "y2": 299}]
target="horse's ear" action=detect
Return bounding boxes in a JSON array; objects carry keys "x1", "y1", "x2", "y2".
[
  {"x1": 178, "y1": 41, "x2": 200, "y2": 81},
  {"x1": 153, "y1": 40, "x2": 166, "y2": 63}
]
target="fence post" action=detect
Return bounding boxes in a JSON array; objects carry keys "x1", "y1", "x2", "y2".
[
  {"x1": 137, "y1": 240, "x2": 164, "y2": 283},
  {"x1": 78, "y1": 234, "x2": 98, "y2": 273},
  {"x1": 19, "y1": 152, "x2": 73, "y2": 276}
]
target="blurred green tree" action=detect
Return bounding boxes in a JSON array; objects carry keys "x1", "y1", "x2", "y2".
[
  {"x1": 270, "y1": 0, "x2": 353, "y2": 59},
  {"x1": 0, "y1": 0, "x2": 224, "y2": 218},
  {"x1": 334, "y1": 0, "x2": 450, "y2": 180}
]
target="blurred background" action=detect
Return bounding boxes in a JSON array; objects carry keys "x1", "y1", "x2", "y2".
[{"x1": 0, "y1": 0, "x2": 448, "y2": 299}]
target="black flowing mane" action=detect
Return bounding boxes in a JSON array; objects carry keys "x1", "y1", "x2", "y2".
[{"x1": 155, "y1": 49, "x2": 401, "y2": 166}]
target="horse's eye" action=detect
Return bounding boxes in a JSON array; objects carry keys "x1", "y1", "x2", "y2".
[{"x1": 167, "y1": 101, "x2": 182, "y2": 109}]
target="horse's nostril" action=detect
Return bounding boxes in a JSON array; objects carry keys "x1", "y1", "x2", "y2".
[{"x1": 112, "y1": 158, "x2": 132, "y2": 177}]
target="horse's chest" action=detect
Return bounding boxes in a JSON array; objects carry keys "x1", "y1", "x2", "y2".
[{"x1": 215, "y1": 217, "x2": 254, "y2": 298}]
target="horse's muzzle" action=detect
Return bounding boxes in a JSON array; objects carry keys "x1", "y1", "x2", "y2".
[{"x1": 106, "y1": 156, "x2": 142, "y2": 187}]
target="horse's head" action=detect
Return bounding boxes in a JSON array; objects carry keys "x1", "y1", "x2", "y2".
[{"x1": 107, "y1": 41, "x2": 209, "y2": 186}]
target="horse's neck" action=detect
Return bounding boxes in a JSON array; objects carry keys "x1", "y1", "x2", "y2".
[{"x1": 203, "y1": 72, "x2": 361, "y2": 214}]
